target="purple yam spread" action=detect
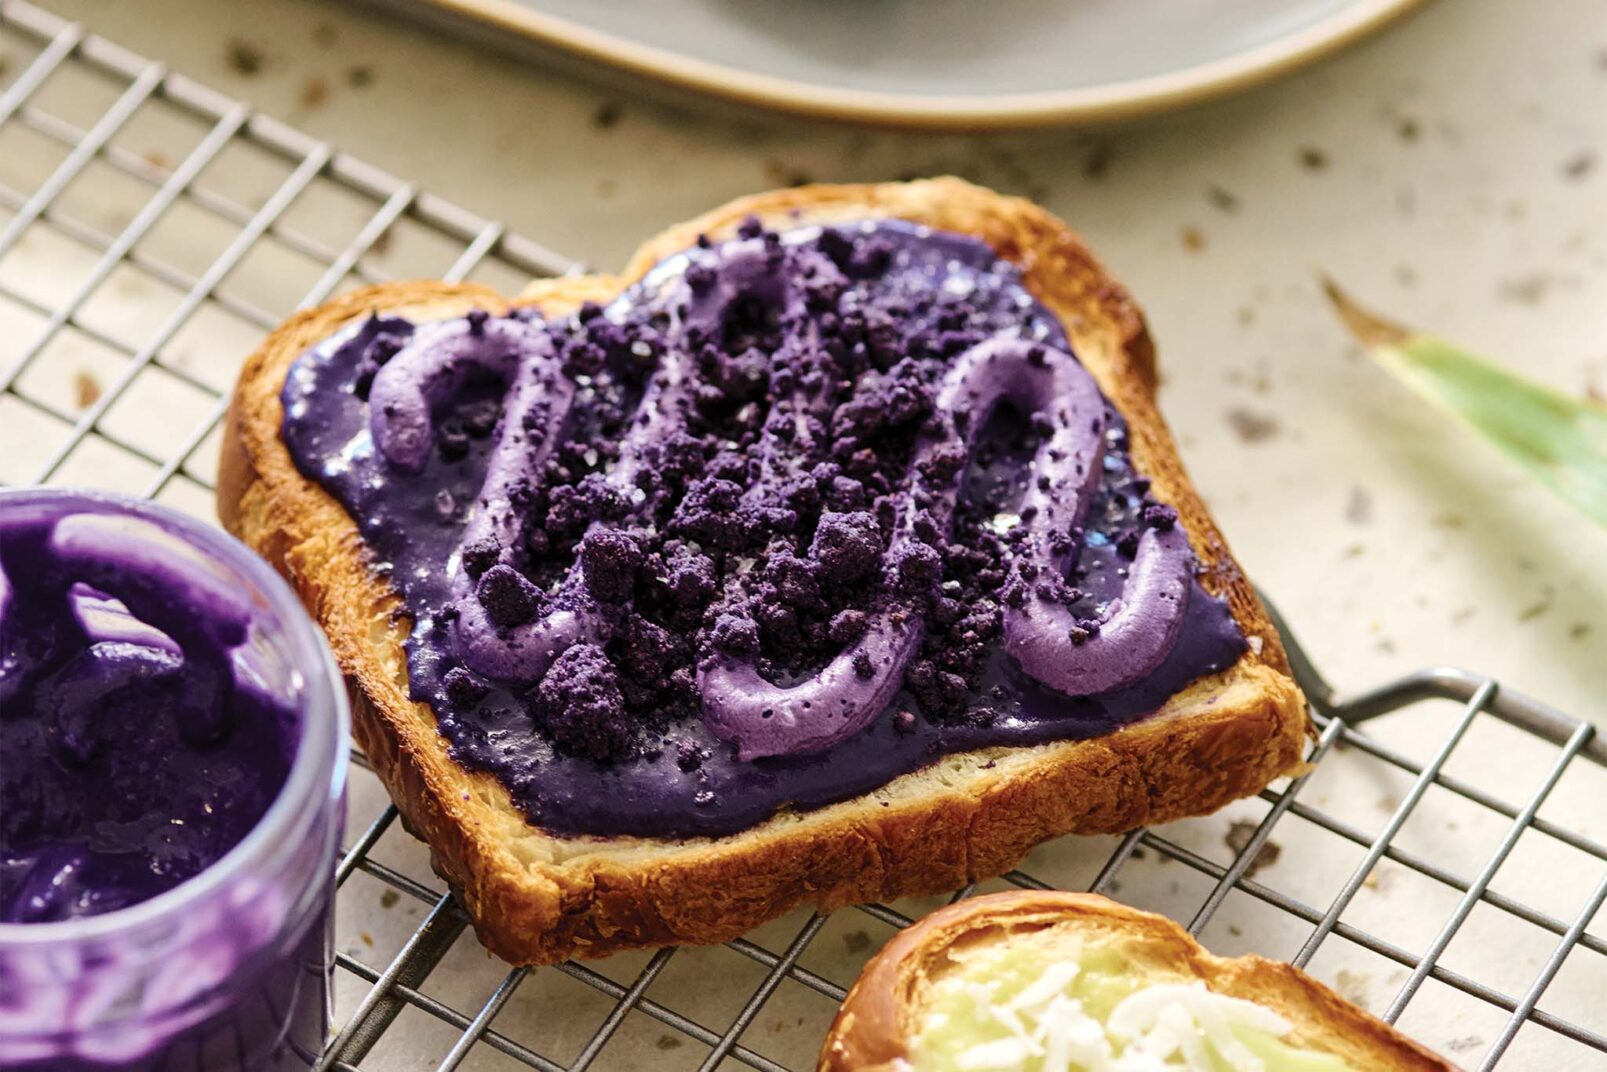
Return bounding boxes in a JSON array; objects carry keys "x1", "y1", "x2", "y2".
[
  {"x1": 0, "y1": 502, "x2": 298, "y2": 922},
  {"x1": 281, "y1": 220, "x2": 1245, "y2": 839}
]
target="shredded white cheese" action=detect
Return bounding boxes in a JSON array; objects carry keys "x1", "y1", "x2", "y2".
[
  {"x1": 928, "y1": 960, "x2": 1298, "y2": 1072},
  {"x1": 1108, "y1": 983, "x2": 1292, "y2": 1072}
]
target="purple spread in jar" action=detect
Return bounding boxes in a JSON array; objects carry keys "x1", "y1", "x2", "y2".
[
  {"x1": 282, "y1": 220, "x2": 1246, "y2": 839},
  {"x1": 0, "y1": 490, "x2": 345, "y2": 1072},
  {"x1": 0, "y1": 503, "x2": 297, "y2": 922}
]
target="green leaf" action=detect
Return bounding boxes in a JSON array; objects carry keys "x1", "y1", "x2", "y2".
[{"x1": 1324, "y1": 280, "x2": 1607, "y2": 526}]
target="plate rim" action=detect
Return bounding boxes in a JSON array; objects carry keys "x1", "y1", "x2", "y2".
[{"x1": 417, "y1": 0, "x2": 1431, "y2": 129}]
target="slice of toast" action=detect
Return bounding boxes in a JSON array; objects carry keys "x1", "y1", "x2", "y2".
[
  {"x1": 219, "y1": 178, "x2": 1308, "y2": 965},
  {"x1": 820, "y1": 891, "x2": 1454, "y2": 1072}
]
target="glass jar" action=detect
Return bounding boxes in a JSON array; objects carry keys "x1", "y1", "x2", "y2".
[{"x1": 0, "y1": 489, "x2": 349, "y2": 1070}]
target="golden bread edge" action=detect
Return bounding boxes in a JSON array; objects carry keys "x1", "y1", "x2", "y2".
[
  {"x1": 818, "y1": 890, "x2": 1457, "y2": 1072},
  {"x1": 219, "y1": 178, "x2": 1309, "y2": 965}
]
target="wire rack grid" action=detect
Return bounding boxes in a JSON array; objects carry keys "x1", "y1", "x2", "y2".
[{"x1": 0, "y1": 4, "x2": 1603, "y2": 1069}]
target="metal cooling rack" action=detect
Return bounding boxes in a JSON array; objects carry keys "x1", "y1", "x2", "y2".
[{"x1": 0, "y1": 4, "x2": 1602, "y2": 1068}]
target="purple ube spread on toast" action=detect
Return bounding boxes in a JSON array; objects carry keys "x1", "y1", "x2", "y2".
[{"x1": 282, "y1": 220, "x2": 1245, "y2": 839}]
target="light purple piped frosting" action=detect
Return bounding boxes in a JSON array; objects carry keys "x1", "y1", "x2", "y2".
[{"x1": 367, "y1": 246, "x2": 1195, "y2": 761}]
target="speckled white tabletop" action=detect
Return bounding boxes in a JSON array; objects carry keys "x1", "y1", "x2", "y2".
[{"x1": 4, "y1": 0, "x2": 1604, "y2": 1068}]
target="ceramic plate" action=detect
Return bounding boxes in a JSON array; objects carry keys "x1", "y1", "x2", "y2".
[{"x1": 401, "y1": 0, "x2": 1427, "y2": 128}]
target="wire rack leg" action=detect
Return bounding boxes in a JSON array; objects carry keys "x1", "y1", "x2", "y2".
[
  {"x1": 1384, "y1": 722, "x2": 1595, "y2": 1023},
  {"x1": 1089, "y1": 828, "x2": 1146, "y2": 895},
  {"x1": 318, "y1": 894, "x2": 468, "y2": 1071},
  {"x1": 1190, "y1": 717, "x2": 1346, "y2": 934},
  {"x1": 1477, "y1": 869, "x2": 1607, "y2": 1070},
  {"x1": 696, "y1": 915, "x2": 827, "y2": 1072},
  {"x1": 567, "y1": 947, "x2": 677, "y2": 1072},
  {"x1": 1292, "y1": 681, "x2": 1495, "y2": 968},
  {"x1": 432, "y1": 967, "x2": 529, "y2": 1072}
]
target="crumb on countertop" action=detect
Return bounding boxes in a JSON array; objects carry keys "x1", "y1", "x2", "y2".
[
  {"x1": 1225, "y1": 406, "x2": 1280, "y2": 443},
  {"x1": 226, "y1": 38, "x2": 264, "y2": 77},
  {"x1": 763, "y1": 159, "x2": 815, "y2": 188},
  {"x1": 1224, "y1": 819, "x2": 1281, "y2": 878},
  {"x1": 1082, "y1": 141, "x2": 1115, "y2": 181},
  {"x1": 299, "y1": 76, "x2": 328, "y2": 110},
  {"x1": 73, "y1": 370, "x2": 101, "y2": 409},
  {"x1": 1345, "y1": 486, "x2": 1373, "y2": 525},
  {"x1": 1563, "y1": 150, "x2": 1597, "y2": 180},
  {"x1": 1333, "y1": 969, "x2": 1370, "y2": 1005},
  {"x1": 1517, "y1": 597, "x2": 1552, "y2": 622},
  {"x1": 1499, "y1": 272, "x2": 1555, "y2": 305}
]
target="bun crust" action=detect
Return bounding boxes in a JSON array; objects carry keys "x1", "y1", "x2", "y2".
[
  {"x1": 219, "y1": 179, "x2": 1308, "y2": 964},
  {"x1": 820, "y1": 890, "x2": 1456, "y2": 1072}
]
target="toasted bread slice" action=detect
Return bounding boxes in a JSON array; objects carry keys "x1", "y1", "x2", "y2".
[
  {"x1": 821, "y1": 890, "x2": 1454, "y2": 1072},
  {"x1": 219, "y1": 179, "x2": 1308, "y2": 965}
]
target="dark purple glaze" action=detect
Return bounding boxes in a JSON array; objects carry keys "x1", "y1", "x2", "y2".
[
  {"x1": 0, "y1": 506, "x2": 297, "y2": 923},
  {"x1": 282, "y1": 221, "x2": 1245, "y2": 839}
]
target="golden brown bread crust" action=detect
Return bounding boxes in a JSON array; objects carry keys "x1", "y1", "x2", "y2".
[
  {"x1": 219, "y1": 179, "x2": 1309, "y2": 965},
  {"x1": 819, "y1": 891, "x2": 1456, "y2": 1072}
]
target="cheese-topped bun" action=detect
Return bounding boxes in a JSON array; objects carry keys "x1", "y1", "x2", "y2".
[{"x1": 819, "y1": 891, "x2": 1455, "y2": 1072}]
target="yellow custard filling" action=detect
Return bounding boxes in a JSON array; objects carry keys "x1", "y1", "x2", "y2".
[{"x1": 909, "y1": 940, "x2": 1351, "y2": 1072}]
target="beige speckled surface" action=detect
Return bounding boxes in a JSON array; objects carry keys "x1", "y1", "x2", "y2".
[{"x1": 0, "y1": 0, "x2": 1603, "y2": 1068}]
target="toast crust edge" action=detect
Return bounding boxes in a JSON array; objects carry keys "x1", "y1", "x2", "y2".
[
  {"x1": 818, "y1": 891, "x2": 1456, "y2": 1072},
  {"x1": 220, "y1": 178, "x2": 1308, "y2": 965}
]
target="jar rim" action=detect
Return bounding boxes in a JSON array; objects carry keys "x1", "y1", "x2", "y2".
[{"x1": 0, "y1": 487, "x2": 350, "y2": 946}]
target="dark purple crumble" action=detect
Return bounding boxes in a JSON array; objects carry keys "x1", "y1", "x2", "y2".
[{"x1": 281, "y1": 220, "x2": 1246, "y2": 839}]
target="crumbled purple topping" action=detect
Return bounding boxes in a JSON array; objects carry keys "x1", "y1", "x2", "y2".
[
  {"x1": 533, "y1": 644, "x2": 632, "y2": 762},
  {"x1": 281, "y1": 219, "x2": 1248, "y2": 836},
  {"x1": 476, "y1": 563, "x2": 541, "y2": 628},
  {"x1": 579, "y1": 529, "x2": 641, "y2": 603},
  {"x1": 404, "y1": 222, "x2": 1194, "y2": 741}
]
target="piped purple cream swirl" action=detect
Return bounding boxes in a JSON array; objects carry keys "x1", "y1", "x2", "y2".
[
  {"x1": 283, "y1": 220, "x2": 1247, "y2": 840},
  {"x1": 703, "y1": 336, "x2": 1147, "y2": 759},
  {"x1": 369, "y1": 245, "x2": 1197, "y2": 761}
]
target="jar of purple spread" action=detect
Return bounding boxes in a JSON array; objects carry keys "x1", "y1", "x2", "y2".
[{"x1": 0, "y1": 489, "x2": 348, "y2": 1070}]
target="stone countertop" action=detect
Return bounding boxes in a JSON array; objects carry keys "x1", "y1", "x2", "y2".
[{"x1": 4, "y1": 1, "x2": 1604, "y2": 1069}]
